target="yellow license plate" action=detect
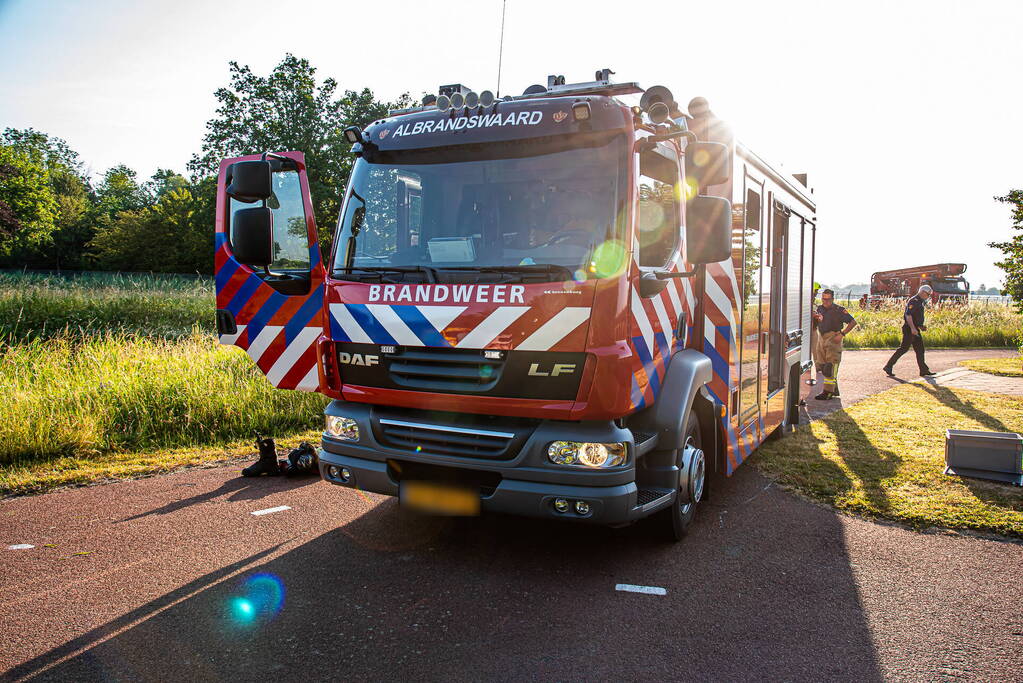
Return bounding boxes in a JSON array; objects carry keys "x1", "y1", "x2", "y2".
[{"x1": 400, "y1": 481, "x2": 480, "y2": 516}]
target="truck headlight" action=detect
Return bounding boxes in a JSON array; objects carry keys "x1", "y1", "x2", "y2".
[
  {"x1": 325, "y1": 416, "x2": 359, "y2": 441},
  {"x1": 547, "y1": 441, "x2": 627, "y2": 468}
]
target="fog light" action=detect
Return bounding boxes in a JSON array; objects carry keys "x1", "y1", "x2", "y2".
[
  {"x1": 574, "y1": 501, "x2": 590, "y2": 515},
  {"x1": 548, "y1": 441, "x2": 627, "y2": 468},
  {"x1": 339, "y1": 467, "x2": 351, "y2": 482},
  {"x1": 328, "y1": 465, "x2": 341, "y2": 478},
  {"x1": 325, "y1": 416, "x2": 359, "y2": 441},
  {"x1": 553, "y1": 498, "x2": 569, "y2": 513}
]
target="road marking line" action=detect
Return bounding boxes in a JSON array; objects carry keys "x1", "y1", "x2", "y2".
[
  {"x1": 615, "y1": 583, "x2": 666, "y2": 595},
  {"x1": 251, "y1": 506, "x2": 291, "y2": 516},
  {"x1": 7, "y1": 544, "x2": 34, "y2": 550}
]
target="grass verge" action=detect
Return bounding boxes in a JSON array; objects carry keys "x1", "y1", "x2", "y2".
[
  {"x1": 959, "y1": 356, "x2": 1023, "y2": 377},
  {"x1": 0, "y1": 431, "x2": 321, "y2": 497},
  {"x1": 756, "y1": 383, "x2": 1023, "y2": 538}
]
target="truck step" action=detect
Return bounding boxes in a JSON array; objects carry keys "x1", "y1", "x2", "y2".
[{"x1": 635, "y1": 487, "x2": 674, "y2": 508}]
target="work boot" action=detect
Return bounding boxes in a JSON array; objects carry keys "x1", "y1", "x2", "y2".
[
  {"x1": 242, "y1": 434, "x2": 283, "y2": 477},
  {"x1": 284, "y1": 442, "x2": 318, "y2": 476}
]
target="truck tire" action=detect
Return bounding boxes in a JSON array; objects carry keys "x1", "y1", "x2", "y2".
[{"x1": 657, "y1": 412, "x2": 706, "y2": 541}]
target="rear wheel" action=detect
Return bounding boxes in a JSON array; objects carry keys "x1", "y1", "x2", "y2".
[{"x1": 659, "y1": 413, "x2": 706, "y2": 541}]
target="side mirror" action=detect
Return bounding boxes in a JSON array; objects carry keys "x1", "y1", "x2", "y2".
[
  {"x1": 684, "y1": 142, "x2": 730, "y2": 188},
  {"x1": 226, "y1": 161, "x2": 272, "y2": 203},
  {"x1": 639, "y1": 271, "x2": 670, "y2": 298},
  {"x1": 685, "y1": 196, "x2": 732, "y2": 264},
  {"x1": 232, "y1": 207, "x2": 274, "y2": 267}
]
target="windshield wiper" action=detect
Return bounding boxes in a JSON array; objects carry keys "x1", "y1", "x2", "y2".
[
  {"x1": 335, "y1": 265, "x2": 438, "y2": 283},
  {"x1": 441, "y1": 264, "x2": 575, "y2": 281}
]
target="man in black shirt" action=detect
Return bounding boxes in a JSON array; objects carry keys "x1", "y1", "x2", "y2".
[
  {"x1": 883, "y1": 285, "x2": 935, "y2": 377},
  {"x1": 812, "y1": 289, "x2": 857, "y2": 399}
]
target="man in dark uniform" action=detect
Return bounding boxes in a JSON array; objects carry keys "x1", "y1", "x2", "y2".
[
  {"x1": 883, "y1": 284, "x2": 935, "y2": 377},
  {"x1": 812, "y1": 289, "x2": 857, "y2": 400}
]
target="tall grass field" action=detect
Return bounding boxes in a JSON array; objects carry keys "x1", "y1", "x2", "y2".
[
  {"x1": 0, "y1": 271, "x2": 1019, "y2": 494},
  {"x1": 834, "y1": 298, "x2": 1021, "y2": 349},
  {"x1": 0, "y1": 272, "x2": 326, "y2": 493}
]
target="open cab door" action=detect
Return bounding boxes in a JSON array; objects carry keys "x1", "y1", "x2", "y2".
[{"x1": 214, "y1": 151, "x2": 326, "y2": 391}]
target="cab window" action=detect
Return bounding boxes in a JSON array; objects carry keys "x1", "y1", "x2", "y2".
[
  {"x1": 637, "y1": 144, "x2": 681, "y2": 267},
  {"x1": 230, "y1": 170, "x2": 311, "y2": 270}
]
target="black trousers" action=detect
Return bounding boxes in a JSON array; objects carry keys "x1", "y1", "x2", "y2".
[{"x1": 886, "y1": 325, "x2": 930, "y2": 373}]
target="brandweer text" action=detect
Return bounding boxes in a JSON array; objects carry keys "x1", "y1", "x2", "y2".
[{"x1": 367, "y1": 284, "x2": 526, "y2": 304}]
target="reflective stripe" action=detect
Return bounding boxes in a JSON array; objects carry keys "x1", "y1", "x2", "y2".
[
  {"x1": 516, "y1": 307, "x2": 589, "y2": 351},
  {"x1": 456, "y1": 307, "x2": 529, "y2": 348},
  {"x1": 329, "y1": 303, "x2": 373, "y2": 344},
  {"x1": 366, "y1": 304, "x2": 423, "y2": 346}
]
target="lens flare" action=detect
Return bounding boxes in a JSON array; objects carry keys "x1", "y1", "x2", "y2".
[
  {"x1": 591, "y1": 240, "x2": 627, "y2": 278},
  {"x1": 573, "y1": 269, "x2": 587, "y2": 283},
  {"x1": 682, "y1": 177, "x2": 698, "y2": 201},
  {"x1": 227, "y1": 573, "x2": 285, "y2": 626}
]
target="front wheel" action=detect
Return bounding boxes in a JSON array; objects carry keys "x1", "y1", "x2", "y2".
[{"x1": 658, "y1": 413, "x2": 706, "y2": 541}]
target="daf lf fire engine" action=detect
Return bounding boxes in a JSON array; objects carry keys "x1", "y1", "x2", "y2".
[{"x1": 214, "y1": 71, "x2": 818, "y2": 539}]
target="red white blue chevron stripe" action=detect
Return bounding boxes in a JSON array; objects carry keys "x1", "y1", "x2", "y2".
[
  {"x1": 627, "y1": 255, "x2": 695, "y2": 411},
  {"x1": 329, "y1": 302, "x2": 591, "y2": 351},
  {"x1": 215, "y1": 232, "x2": 324, "y2": 392}
]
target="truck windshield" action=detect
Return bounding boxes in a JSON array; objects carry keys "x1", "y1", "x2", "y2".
[
  {"x1": 332, "y1": 135, "x2": 626, "y2": 282},
  {"x1": 933, "y1": 278, "x2": 968, "y2": 293}
]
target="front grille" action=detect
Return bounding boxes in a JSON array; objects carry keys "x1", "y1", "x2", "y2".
[
  {"x1": 378, "y1": 418, "x2": 515, "y2": 458},
  {"x1": 388, "y1": 348, "x2": 505, "y2": 393}
]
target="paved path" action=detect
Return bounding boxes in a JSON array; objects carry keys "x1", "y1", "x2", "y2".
[
  {"x1": 2, "y1": 348, "x2": 1021, "y2": 682},
  {"x1": 925, "y1": 365, "x2": 1023, "y2": 395},
  {"x1": 802, "y1": 348, "x2": 1016, "y2": 421}
]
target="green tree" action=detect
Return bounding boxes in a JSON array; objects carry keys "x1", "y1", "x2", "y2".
[
  {"x1": 989, "y1": 190, "x2": 1023, "y2": 312},
  {"x1": 1, "y1": 128, "x2": 94, "y2": 268},
  {"x1": 91, "y1": 186, "x2": 206, "y2": 273},
  {"x1": 0, "y1": 143, "x2": 58, "y2": 256},
  {"x1": 189, "y1": 54, "x2": 410, "y2": 249},
  {"x1": 96, "y1": 165, "x2": 147, "y2": 218},
  {"x1": 144, "y1": 168, "x2": 188, "y2": 203}
]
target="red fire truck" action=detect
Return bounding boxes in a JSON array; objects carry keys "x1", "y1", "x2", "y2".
[
  {"x1": 214, "y1": 71, "x2": 817, "y2": 539},
  {"x1": 867, "y1": 263, "x2": 969, "y2": 307}
]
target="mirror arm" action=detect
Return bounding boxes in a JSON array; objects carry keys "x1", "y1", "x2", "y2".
[{"x1": 655, "y1": 269, "x2": 697, "y2": 279}]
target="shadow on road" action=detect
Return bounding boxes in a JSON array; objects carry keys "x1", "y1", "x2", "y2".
[
  {"x1": 118, "y1": 475, "x2": 320, "y2": 523},
  {"x1": 9, "y1": 471, "x2": 883, "y2": 681}
]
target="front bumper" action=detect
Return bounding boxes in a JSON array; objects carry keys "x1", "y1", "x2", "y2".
[{"x1": 318, "y1": 400, "x2": 670, "y2": 524}]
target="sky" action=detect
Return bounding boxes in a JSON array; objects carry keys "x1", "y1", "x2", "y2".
[{"x1": 1, "y1": 0, "x2": 1020, "y2": 289}]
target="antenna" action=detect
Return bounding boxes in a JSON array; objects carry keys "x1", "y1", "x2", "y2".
[{"x1": 496, "y1": 0, "x2": 507, "y2": 97}]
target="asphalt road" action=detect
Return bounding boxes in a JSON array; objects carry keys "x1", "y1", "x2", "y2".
[{"x1": 2, "y1": 349, "x2": 1021, "y2": 682}]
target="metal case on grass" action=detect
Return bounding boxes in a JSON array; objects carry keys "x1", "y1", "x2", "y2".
[{"x1": 944, "y1": 429, "x2": 1023, "y2": 486}]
